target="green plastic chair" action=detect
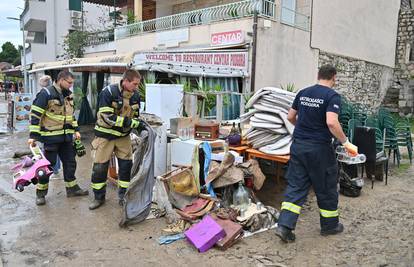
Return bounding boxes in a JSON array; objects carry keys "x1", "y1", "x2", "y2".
[{"x1": 396, "y1": 122, "x2": 413, "y2": 164}]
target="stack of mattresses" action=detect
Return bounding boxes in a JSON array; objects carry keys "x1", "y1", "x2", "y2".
[{"x1": 241, "y1": 87, "x2": 296, "y2": 155}]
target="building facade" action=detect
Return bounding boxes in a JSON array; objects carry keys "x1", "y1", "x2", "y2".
[
  {"x1": 27, "y1": 0, "x2": 410, "y2": 115},
  {"x1": 21, "y1": 0, "x2": 111, "y2": 65}
]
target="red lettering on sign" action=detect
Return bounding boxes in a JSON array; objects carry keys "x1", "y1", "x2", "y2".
[{"x1": 211, "y1": 30, "x2": 244, "y2": 46}]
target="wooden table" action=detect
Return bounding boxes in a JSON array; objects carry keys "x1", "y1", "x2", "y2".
[
  {"x1": 245, "y1": 148, "x2": 290, "y2": 184},
  {"x1": 229, "y1": 145, "x2": 250, "y2": 158}
]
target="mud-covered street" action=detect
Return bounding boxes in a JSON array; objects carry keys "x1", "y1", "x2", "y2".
[{"x1": 1, "y1": 128, "x2": 413, "y2": 267}]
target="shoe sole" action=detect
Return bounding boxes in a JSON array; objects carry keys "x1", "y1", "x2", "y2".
[
  {"x1": 67, "y1": 192, "x2": 89, "y2": 198},
  {"x1": 275, "y1": 230, "x2": 295, "y2": 243},
  {"x1": 320, "y1": 230, "x2": 344, "y2": 236},
  {"x1": 89, "y1": 202, "x2": 105, "y2": 210}
]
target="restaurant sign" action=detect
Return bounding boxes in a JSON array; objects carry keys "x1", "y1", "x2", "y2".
[
  {"x1": 134, "y1": 51, "x2": 248, "y2": 71},
  {"x1": 210, "y1": 30, "x2": 244, "y2": 46}
]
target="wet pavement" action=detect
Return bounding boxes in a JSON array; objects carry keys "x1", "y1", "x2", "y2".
[{"x1": 1, "y1": 100, "x2": 414, "y2": 266}]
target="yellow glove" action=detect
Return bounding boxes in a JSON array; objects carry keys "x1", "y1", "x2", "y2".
[{"x1": 342, "y1": 138, "x2": 358, "y2": 157}]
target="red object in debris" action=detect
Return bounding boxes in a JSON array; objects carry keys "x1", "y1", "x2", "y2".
[{"x1": 244, "y1": 177, "x2": 254, "y2": 189}]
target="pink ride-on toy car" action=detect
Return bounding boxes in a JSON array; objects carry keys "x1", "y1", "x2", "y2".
[{"x1": 12, "y1": 145, "x2": 53, "y2": 192}]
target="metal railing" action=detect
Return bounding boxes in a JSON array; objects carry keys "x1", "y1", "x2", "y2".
[
  {"x1": 115, "y1": 0, "x2": 276, "y2": 40},
  {"x1": 280, "y1": 6, "x2": 310, "y2": 31},
  {"x1": 85, "y1": 29, "x2": 115, "y2": 46}
]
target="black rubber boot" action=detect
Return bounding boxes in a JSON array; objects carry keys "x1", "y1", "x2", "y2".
[
  {"x1": 118, "y1": 188, "x2": 126, "y2": 207},
  {"x1": 66, "y1": 184, "x2": 89, "y2": 198},
  {"x1": 36, "y1": 196, "x2": 46, "y2": 206},
  {"x1": 36, "y1": 189, "x2": 47, "y2": 206},
  {"x1": 321, "y1": 223, "x2": 344, "y2": 236},
  {"x1": 275, "y1": 225, "x2": 296, "y2": 243},
  {"x1": 89, "y1": 199, "x2": 105, "y2": 210}
]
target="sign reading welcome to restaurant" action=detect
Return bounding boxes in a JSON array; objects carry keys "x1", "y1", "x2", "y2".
[
  {"x1": 134, "y1": 51, "x2": 248, "y2": 71},
  {"x1": 210, "y1": 30, "x2": 244, "y2": 46}
]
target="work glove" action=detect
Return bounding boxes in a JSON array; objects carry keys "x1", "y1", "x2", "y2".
[
  {"x1": 125, "y1": 118, "x2": 146, "y2": 132},
  {"x1": 73, "y1": 139, "x2": 86, "y2": 157},
  {"x1": 135, "y1": 119, "x2": 146, "y2": 133},
  {"x1": 342, "y1": 138, "x2": 358, "y2": 157}
]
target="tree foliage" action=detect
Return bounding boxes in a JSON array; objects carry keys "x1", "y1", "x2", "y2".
[
  {"x1": 62, "y1": 30, "x2": 89, "y2": 59},
  {"x1": 0, "y1": 42, "x2": 20, "y2": 65}
]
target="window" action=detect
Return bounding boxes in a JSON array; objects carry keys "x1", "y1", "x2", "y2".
[
  {"x1": 69, "y1": 0, "x2": 82, "y2": 11},
  {"x1": 406, "y1": 43, "x2": 414, "y2": 63},
  {"x1": 281, "y1": 0, "x2": 296, "y2": 25}
]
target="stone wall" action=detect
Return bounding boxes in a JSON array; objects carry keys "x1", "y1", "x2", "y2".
[
  {"x1": 391, "y1": 6, "x2": 414, "y2": 115},
  {"x1": 318, "y1": 52, "x2": 394, "y2": 111}
]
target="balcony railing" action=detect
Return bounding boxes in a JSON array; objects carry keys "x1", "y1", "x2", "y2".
[
  {"x1": 280, "y1": 6, "x2": 310, "y2": 31},
  {"x1": 115, "y1": 0, "x2": 276, "y2": 40},
  {"x1": 85, "y1": 29, "x2": 115, "y2": 46}
]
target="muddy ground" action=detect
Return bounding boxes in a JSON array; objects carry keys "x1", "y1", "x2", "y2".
[{"x1": 1, "y1": 128, "x2": 414, "y2": 267}]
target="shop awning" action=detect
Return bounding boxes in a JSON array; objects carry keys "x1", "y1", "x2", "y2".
[
  {"x1": 132, "y1": 50, "x2": 249, "y2": 78},
  {"x1": 29, "y1": 53, "x2": 134, "y2": 73},
  {"x1": 1, "y1": 67, "x2": 23, "y2": 78}
]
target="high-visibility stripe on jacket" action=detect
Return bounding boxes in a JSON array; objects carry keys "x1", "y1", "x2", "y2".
[
  {"x1": 29, "y1": 85, "x2": 79, "y2": 144},
  {"x1": 94, "y1": 82, "x2": 140, "y2": 140}
]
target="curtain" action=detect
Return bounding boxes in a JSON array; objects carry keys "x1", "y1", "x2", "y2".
[
  {"x1": 96, "y1": 71, "x2": 105, "y2": 115},
  {"x1": 77, "y1": 71, "x2": 95, "y2": 125},
  {"x1": 204, "y1": 77, "x2": 240, "y2": 120}
]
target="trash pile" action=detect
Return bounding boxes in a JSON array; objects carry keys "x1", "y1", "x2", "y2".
[
  {"x1": 241, "y1": 87, "x2": 296, "y2": 155},
  {"x1": 146, "y1": 143, "x2": 279, "y2": 252}
]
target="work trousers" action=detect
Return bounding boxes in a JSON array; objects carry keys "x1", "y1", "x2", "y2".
[
  {"x1": 278, "y1": 139, "x2": 339, "y2": 231},
  {"x1": 36, "y1": 141, "x2": 78, "y2": 197},
  {"x1": 90, "y1": 136, "x2": 132, "y2": 200}
]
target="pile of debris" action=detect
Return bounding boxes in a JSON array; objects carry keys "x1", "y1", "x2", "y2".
[{"x1": 241, "y1": 87, "x2": 296, "y2": 155}]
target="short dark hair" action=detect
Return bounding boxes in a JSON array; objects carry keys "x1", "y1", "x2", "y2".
[
  {"x1": 123, "y1": 69, "x2": 141, "y2": 81},
  {"x1": 318, "y1": 65, "x2": 337, "y2": 80},
  {"x1": 57, "y1": 70, "x2": 74, "y2": 81}
]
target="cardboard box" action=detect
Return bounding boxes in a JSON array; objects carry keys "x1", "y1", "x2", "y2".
[
  {"x1": 184, "y1": 215, "x2": 226, "y2": 253},
  {"x1": 170, "y1": 117, "x2": 196, "y2": 134}
]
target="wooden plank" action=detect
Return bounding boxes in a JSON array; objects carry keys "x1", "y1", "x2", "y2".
[{"x1": 245, "y1": 148, "x2": 290, "y2": 163}]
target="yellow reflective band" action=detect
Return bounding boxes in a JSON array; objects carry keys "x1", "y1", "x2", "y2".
[
  {"x1": 30, "y1": 113, "x2": 41, "y2": 120},
  {"x1": 65, "y1": 180, "x2": 77, "y2": 188},
  {"x1": 41, "y1": 130, "x2": 65, "y2": 136},
  {"x1": 31, "y1": 105, "x2": 45, "y2": 114},
  {"x1": 281, "y1": 202, "x2": 301, "y2": 214},
  {"x1": 99, "y1": 107, "x2": 114, "y2": 113},
  {"x1": 37, "y1": 183, "x2": 49, "y2": 190},
  {"x1": 320, "y1": 209, "x2": 339, "y2": 218},
  {"x1": 118, "y1": 180, "x2": 130, "y2": 188},
  {"x1": 40, "y1": 129, "x2": 75, "y2": 136},
  {"x1": 72, "y1": 121, "x2": 78, "y2": 127},
  {"x1": 45, "y1": 112, "x2": 73, "y2": 122},
  {"x1": 115, "y1": 116, "x2": 124, "y2": 127},
  {"x1": 94, "y1": 125, "x2": 128, "y2": 137},
  {"x1": 29, "y1": 125, "x2": 41, "y2": 133},
  {"x1": 91, "y1": 182, "x2": 106, "y2": 190}
]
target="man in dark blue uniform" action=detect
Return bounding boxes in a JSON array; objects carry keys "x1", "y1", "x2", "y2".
[{"x1": 275, "y1": 65, "x2": 357, "y2": 242}]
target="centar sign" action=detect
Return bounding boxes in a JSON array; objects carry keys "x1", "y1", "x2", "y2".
[{"x1": 211, "y1": 30, "x2": 244, "y2": 46}]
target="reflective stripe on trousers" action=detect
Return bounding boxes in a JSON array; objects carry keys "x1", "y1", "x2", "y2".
[
  {"x1": 281, "y1": 201, "x2": 302, "y2": 214},
  {"x1": 91, "y1": 182, "x2": 106, "y2": 190}
]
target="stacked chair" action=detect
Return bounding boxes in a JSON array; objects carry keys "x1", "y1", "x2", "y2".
[
  {"x1": 339, "y1": 102, "x2": 413, "y2": 187},
  {"x1": 396, "y1": 119, "x2": 413, "y2": 164}
]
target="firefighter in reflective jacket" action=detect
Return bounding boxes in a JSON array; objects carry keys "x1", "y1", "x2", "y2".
[
  {"x1": 28, "y1": 70, "x2": 88, "y2": 206},
  {"x1": 89, "y1": 69, "x2": 144, "y2": 210}
]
